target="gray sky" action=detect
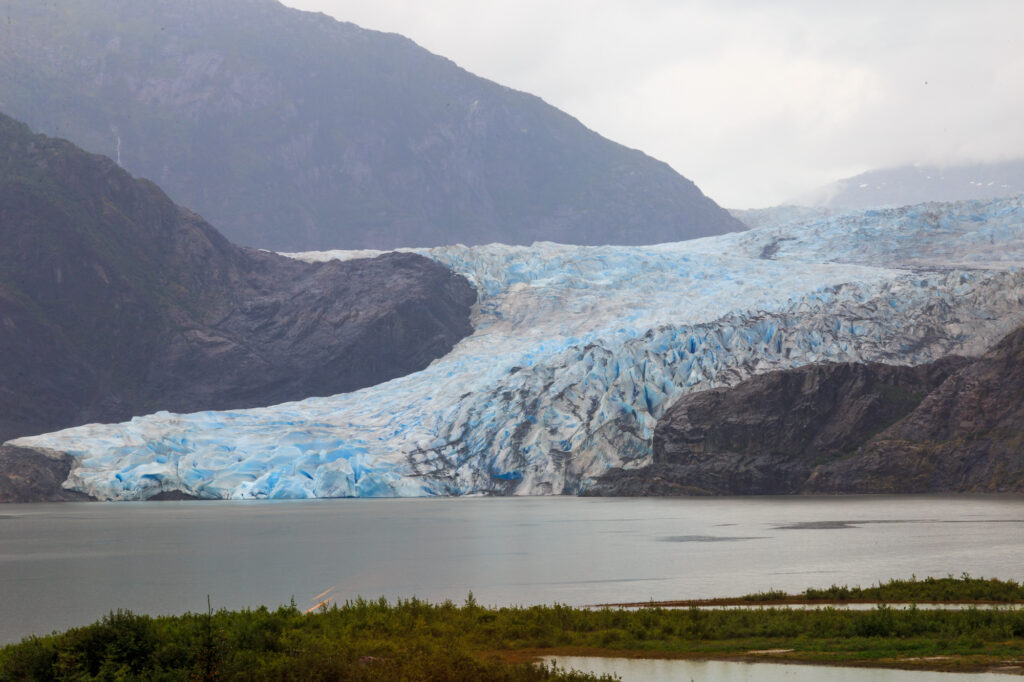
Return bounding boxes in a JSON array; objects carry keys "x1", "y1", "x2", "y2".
[{"x1": 281, "y1": 0, "x2": 1024, "y2": 208}]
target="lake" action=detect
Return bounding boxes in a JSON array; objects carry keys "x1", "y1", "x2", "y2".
[{"x1": 2, "y1": 495, "x2": 1023, "y2": 646}]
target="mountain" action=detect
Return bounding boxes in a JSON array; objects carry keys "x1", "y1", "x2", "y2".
[
  {"x1": 9, "y1": 195, "x2": 1024, "y2": 501},
  {"x1": 0, "y1": 0, "x2": 744, "y2": 251},
  {"x1": 797, "y1": 160, "x2": 1024, "y2": 209},
  {"x1": 0, "y1": 111, "x2": 476, "y2": 449}
]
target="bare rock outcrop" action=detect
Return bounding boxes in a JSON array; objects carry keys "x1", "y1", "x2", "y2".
[
  {"x1": 0, "y1": 111, "x2": 476, "y2": 501},
  {"x1": 591, "y1": 325, "x2": 1024, "y2": 495},
  {"x1": 806, "y1": 327, "x2": 1024, "y2": 493}
]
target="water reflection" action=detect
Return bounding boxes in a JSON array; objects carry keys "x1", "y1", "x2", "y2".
[{"x1": 547, "y1": 656, "x2": 1023, "y2": 681}]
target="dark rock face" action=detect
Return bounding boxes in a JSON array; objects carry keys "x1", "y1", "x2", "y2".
[
  {"x1": 806, "y1": 327, "x2": 1024, "y2": 493},
  {"x1": 0, "y1": 446, "x2": 94, "y2": 502},
  {"x1": 0, "y1": 0, "x2": 745, "y2": 251},
  {"x1": 586, "y1": 356, "x2": 971, "y2": 496},
  {"x1": 0, "y1": 112, "x2": 476, "y2": 449}
]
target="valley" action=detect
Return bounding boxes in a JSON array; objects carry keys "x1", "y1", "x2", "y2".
[
  {"x1": 9, "y1": 194, "x2": 1024, "y2": 500},
  {"x1": 1, "y1": 2, "x2": 1023, "y2": 678}
]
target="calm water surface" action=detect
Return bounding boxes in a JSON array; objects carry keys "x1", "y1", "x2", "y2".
[
  {"x1": 1, "y1": 495, "x2": 1023, "y2": 644},
  {"x1": 546, "y1": 656, "x2": 1024, "y2": 681}
]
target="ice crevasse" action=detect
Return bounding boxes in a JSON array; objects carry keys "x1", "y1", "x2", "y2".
[{"x1": 12, "y1": 195, "x2": 1024, "y2": 500}]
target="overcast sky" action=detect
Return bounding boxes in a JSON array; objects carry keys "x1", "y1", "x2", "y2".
[{"x1": 281, "y1": 0, "x2": 1024, "y2": 208}]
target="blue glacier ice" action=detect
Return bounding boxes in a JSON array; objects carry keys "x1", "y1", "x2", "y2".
[{"x1": 11, "y1": 195, "x2": 1024, "y2": 500}]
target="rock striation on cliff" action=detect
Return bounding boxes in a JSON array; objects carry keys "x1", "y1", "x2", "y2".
[
  {"x1": 0, "y1": 446, "x2": 93, "y2": 502},
  {"x1": 589, "y1": 325, "x2": 1024, "y2": 495},
  {"x1": 806, "y1": 326, "x2": 1024, "y2": 493},
  {"x1": 0, "y1": 111, "x2": 476, "y2": 452},
  {"x1": 586, "y1": 357, "x2": 965, "y2": 495}
]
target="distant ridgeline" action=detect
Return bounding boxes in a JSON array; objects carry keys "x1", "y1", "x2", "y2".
[
  {"x1": 0, "y1": 111, "x2": 476, "y2": 462},
  {"x1": 0, "y1": 0, "x2": 744, "y2": 250},
  {"x1": 10, "y1": 194, "x2": 1024, "y2": 501},
  {"x1": 797, "y1": 159, "x2": 1024, "y2": 209}
]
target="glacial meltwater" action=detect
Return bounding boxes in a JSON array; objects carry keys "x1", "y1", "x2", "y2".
[{"x1": 2, "y1": 495, "x2": 1023, "y2": 649}]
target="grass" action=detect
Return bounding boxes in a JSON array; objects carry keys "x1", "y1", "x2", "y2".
[
  {"x1": 2, "y1": 578, "x2": 1024, "y2": 680},
  {"x1": 602, "y1": 573, "x2": 1024, "y2": 607},
  {"x1": 801, "y1": 574, "x2": 1024, "y2": 603}
]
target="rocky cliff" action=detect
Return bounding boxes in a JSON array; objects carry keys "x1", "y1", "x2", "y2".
[
  {"x1": 0, "y1": 111, "x2": 476, "y2": 451},
  {"x1": 806, "y1": 326, "x2": 1024, "y2": 493},
  {"x1": 588, "y1": 326, "x2": 1024, "y2": 495},
  {"x1": 0, "y1": 0, "x2": 745, "y2": 250},
  {"x1": 0, "y1": 447, "x2": 93, "y2": 502}
]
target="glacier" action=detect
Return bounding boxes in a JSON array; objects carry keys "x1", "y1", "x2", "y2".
[{"x1": 11, "y1": 195, "x2": 1024, "y2": 500}]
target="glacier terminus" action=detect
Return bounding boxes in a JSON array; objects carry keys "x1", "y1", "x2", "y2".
[{"x1": 11, "y1": 196, "x2": 1024, "y2": 500}]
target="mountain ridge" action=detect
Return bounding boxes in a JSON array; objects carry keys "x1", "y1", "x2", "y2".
[
  {"x1": 0, "y1": 110, "x2": 476, "y2": 448},
  {"x1": 795, "y1": 159, "x2": 1024, "y2": 209},
  {"x1": 0, "y1": 0, "x2": 744, "y2": 250}
]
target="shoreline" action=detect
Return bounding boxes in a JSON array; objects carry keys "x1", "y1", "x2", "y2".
[
  {"x1": 6, "y1": 586, "x2": 1024, "y2": 678},
  {"x1": 498, "y1": 646, "x2": 1024, "y2": 675},
  {"x1": 592, "y1": 598, "x2": 1024, "y2": 609}
]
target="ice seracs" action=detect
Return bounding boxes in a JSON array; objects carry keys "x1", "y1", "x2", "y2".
[{"x1": 11, "y1": 195, "x2": 1024, "y2": 500}]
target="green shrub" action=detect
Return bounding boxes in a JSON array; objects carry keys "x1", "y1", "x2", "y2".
[{"x1": 4, "y1": 579, "x2": 1024, "y2": 680}]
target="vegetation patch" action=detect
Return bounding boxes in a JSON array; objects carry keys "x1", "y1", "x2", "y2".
[
  {"x1": 2, "y1": 578, "x2": 1024, "y2": 680},
  {"x1": 602, "y1": 574, "x2": 1024, "y2": 607}
]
